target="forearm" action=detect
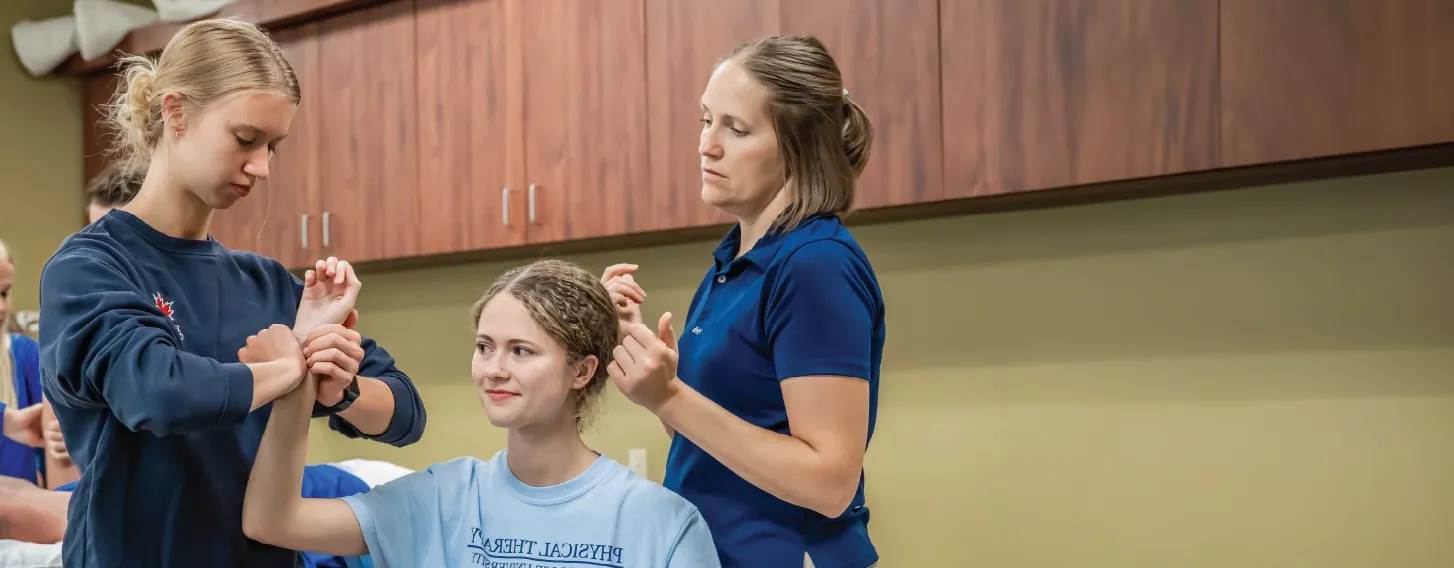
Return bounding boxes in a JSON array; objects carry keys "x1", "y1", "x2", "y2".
[
  {"x1": 248, "y1": 360, "x2": 306, "y2": 412},
  {"x1": 0, "y1": 478, "x2": 69, "y2": 544},
  {"x1": 333, "y1": 376, "x2": 394, "y2": 436},
  {"x1": 243, "y1": 376, "x2": 367, "y2": 556},
  {"x1": 243, "y1": 375, "x2": 316, "y2": 543},
  {"x1": 656, "y1": 385, "x2": 855, "y2": 516}
]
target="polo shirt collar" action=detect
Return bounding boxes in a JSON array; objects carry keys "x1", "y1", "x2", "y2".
[{"x1": 710, "y1": 214, "x2": 835, "y2": 270}]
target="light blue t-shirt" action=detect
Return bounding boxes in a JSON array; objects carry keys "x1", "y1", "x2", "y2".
[{"x1": 341, "y1": 451, "x2": 721, "y2": 568}]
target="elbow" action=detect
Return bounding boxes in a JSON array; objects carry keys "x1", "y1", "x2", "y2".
[
  {"x1": 379, "y1": 374, "x2": 427, "y2": 447},
  {"x1": 809, "y1": 488, "x2": 857, "y2": 519},
  {"x1": 806, "y1": 470, "x2": 861, "y2": 518},
  {"x1": 242, "y1": 504, "x2": 289, "y2": 546},
  {"x1": 116, "y1": 393, "x2": 208, "y2": 437},
  {"x1": 241, "y1": 508, "x2": 270, "y2": 544}
]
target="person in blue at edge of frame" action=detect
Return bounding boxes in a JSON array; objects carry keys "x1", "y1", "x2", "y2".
[
  {"x1": 601, "y1": 35, "x2": 886, "y2": 568},
  {"x1": 0, "y1": 239, "x2": 46, "y2": 487},
  {"x1": 0, "y1": 460, "x2": 409, "y2": 568},
  {"x1": 36, "y1": 18, "x2": 425, "y2": 568}
]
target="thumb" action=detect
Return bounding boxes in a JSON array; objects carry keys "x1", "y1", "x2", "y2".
[{"x1": 657, "y1": 312, "x2": 677, "y2": 350}]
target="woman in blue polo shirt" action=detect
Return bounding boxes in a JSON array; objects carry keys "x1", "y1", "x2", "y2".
[{"x1": 604, "y1": 35, "x2": 886, "y2": 568}]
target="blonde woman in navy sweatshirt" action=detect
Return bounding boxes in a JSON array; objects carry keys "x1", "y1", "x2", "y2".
[{"x1": 36, "y1": 19, "x2": 426, "y2": 568}]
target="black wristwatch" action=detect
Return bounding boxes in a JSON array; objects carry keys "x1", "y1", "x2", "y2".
[{"x1": 311, "y1": 375, "x2": 361, "y2": 417}]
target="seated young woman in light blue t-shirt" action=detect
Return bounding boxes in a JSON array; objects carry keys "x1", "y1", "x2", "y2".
[{"x1": 241, "y1": 260, "x2": 720, "y2": 568}]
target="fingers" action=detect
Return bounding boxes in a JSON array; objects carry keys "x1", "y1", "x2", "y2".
[
  {"x1": 303, "y1": 324, "x2": 363, "y2": 347},
  {"x1": 339, "y1": 261, "x2": 362, "y2": 304},
  {"x1": 311, "y1": 257, "x2": 358, "y2": 291},
  {"x1": 43, "y1": 423, "x2": 68, "y2": 461},
  {"x1": 606, "y1": 278, "x2": 646, "y2": 304},
  {"x1": 308, "y1": 359, "x2": 356, "y2": 381},
  {"x1": 606, "y1": 360, "x2": 626, "y2": 382},
  {"x1": 622, "y1": 333, "x2": 649, "y2": 363},
  {"x1": 657, "y1": 312, "x2": 677, "y2": 350},
  {"x1": 601, "y1": 263, "x2": 638, "y2": 282},
  {"x1": 303, "y1": 347, "x2": 363, "y2": 377},
  {"x1": 626, "y1": 323, "x2": 668, "y2": 353},
  {"x1": 612, "y1": 345, "x2": 634, "y2": 368},
  {"x1": 303, "y1": 338, "x2": 365, "y2": 368}
]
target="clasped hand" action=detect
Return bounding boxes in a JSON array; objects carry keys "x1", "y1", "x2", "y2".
[
  {"x1": 599, "y1": 265, "x2": 683, "y2": 413},
  {"x1": 239, "y1": 257, "x2": 366, "y2": 404}
]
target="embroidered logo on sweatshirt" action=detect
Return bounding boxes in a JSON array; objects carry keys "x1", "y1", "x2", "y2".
[{"x1": 153, "y1": 292, "x2": 184, "y2": 341}]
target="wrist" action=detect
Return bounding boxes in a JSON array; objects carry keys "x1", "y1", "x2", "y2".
[{"x1": 649, "y1": 378, "x2": 688, "y2": 417}]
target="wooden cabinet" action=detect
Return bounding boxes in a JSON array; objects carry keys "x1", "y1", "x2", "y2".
[
  {"x1": 780, "y1": 0, "x2": 944, "y2": 208},
  {"x1": 316, "y1": 1, "x2": 420, "y2": 264},
  {"x1": 517, "y1": 0, "x2": 651, "y2": 245},
  {"x1": 75, "y1": 0, "x2": 1454, "y2": 268},
  {"x1": 1220, "y1": 0, "x2": 1454, "y2": 167},
  {"x1": 414, "y1": 0, "x2": 651, "y2": 249},
  {"x1": 940, "y1": 0, "x2": 1220, "y2": 197},
  {"x1": 415, "y1": 0, "x2": 523, "y2": 255}
]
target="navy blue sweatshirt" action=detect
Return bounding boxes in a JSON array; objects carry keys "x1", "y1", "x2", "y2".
[{"x1": 37, "y1": 210, "x2": 427, "y2": 568}]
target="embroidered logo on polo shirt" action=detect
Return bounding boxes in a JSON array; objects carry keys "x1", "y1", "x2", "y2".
[{"x1": 153, "y1": 292, "x2": 184, "y2": 340}]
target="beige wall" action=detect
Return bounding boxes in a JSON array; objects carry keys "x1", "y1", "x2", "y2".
[
  {"x1": 2, "y1": 5, "x2": 1452, "y2": 564},
  {"x1": 0, "y1": 0, "x2": 84, "y2": 315},
  {"x1": 312, "y1": 167, "x2": 1454, "y2": 567}
]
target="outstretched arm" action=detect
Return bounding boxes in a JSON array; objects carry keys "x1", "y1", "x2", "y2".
[
  {"x1": 291, "y1": 258, "x2": 426, "y2": 446},
  {"x1": 39, "y1": 249, "x2": 305, "y2": 436},
  {"x1": 242, "y1": 371, "x2": 367, "y2": 557}
]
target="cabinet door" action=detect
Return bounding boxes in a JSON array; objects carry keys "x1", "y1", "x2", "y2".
[
  {"x1": 210, "y1": 24, "x2": 323, "y2": 269},
  {"x1": 941, "y1": 0, "x2": 1219, "y2": 197},
  {"x1": 517, "y1": 0, "x2": 650, "y2": 245},
  {"x1": 1220, "y1": 0, "x2": 1454, "y2": 166},
  {"x1": 781, "y1": 0, "x2": 943, "y2": 209},
  {"x1": 416, "y1": 0, "x2": 525, "y2": 254},
  {"x1": 316, "y1": 1, "x2": 420, "y2": 263},
  {"x1": 643, "y1": 0, "x2": 776, "y2": 231}
]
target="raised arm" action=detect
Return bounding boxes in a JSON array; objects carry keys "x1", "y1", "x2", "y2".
[
  {"x1": 600, "y1": 264, "x2": 675, "y2": 439},
  {"x1": 242, "y1": 367, "x2": 367, "y2": 557},
  {"x1": 39, "y1": 248, "x2": 307, "y2": 436},
  {"x1": 611, "y1": 241, "x2": 878, "y2": 518},
  {"x1": 288, "y1": 258, "x2": 426, "y2": 446}
]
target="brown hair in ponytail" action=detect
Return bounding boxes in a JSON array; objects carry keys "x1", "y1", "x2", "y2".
[{"x1": 720, "y1": 35, "x2": 875, "y2": 232}]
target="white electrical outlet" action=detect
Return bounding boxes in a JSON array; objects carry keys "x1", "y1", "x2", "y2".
[{"x1": 628, "y1": 448, "x2": 649, "y2": 479}]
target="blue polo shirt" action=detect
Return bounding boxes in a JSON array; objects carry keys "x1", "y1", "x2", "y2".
[{"x1": 664, "y1": 214, "x2": 885, "y2": 568}]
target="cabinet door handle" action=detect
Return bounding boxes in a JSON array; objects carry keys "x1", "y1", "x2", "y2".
[
  {"x1": 528, "y1": 184, "x2": 537, "y2": 224},
  {"x1": 322, "y1": 212, "x2": 331, "y2": 248},
  {"x1": 502, "y1": 187, "x2": 511, "y2": 226},
  {"x1": 300, "y1": 213, "x2": 309, "y2": 249}
]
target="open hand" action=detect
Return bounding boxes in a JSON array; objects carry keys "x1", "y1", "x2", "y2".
[
  {"x1": 0, "y1": 403, "x2": 43, "y2": 447},
  {"x1": 601, "y1": 263, "x2": 646, "y2": 331},
  {"x1": 607, "y1": 312, "x2": 681, "y2": 412},
  {"x1": 43, "y1": 418, "x2": 70, "y2": 464},
  {"x1": 301, "y1": 324, "x2": 365, "y2": 407},
  {"x1": 295, "y1": 257, "x2": 361, "y2": 336}
]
